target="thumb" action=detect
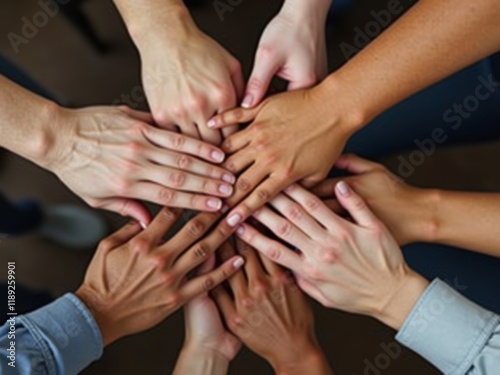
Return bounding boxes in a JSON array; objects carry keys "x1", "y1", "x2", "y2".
[
  {"x1": 243, "y1": 50, "x2": 281, "y2": 108},
  {"x1": 95, "y1": 198, "x2": 152, "y2": 228}
]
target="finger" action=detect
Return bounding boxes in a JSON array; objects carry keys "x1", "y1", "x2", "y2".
[
  {"x1": 286, "y1": 71, "x2": 317, "y2": 91},
  {"x1": 295, "y1": 274, "x2": 330, "y2": 307},
  {"x1": 235, "y1": 237, "x2": 266, "y2": 282},
  {"x1": 143, "y1": 126, "x2": 226, "y2": 164},
  {"x1": 98, "y1": 221, "x2": 142, "y2": 252},
  {"x1": 143, "y1": 166, "x2": 234, "y2": 198},
  {"x1": 323, "y1": 199, "x2": 346, "y2": 215},
  {"x1": 335, "y1": 154, "x2": 381, "y2": 174},
  {"x1": 175, "y1": 217, "x2": 238, "y2": 275},
  {"x1": 94, "y1": 198, "x2": 152, "y2": 226},
  {"x1": 267, "y1": 194, "x2": 325, "y2": 239},
  {"x1": 243, "y1": 50, "x2": 281, "y2": 108},
  {"x1": 178, "y1": 121, "x2": 201, "y2": 140},
  {"x1": 225, "y1": 174, "x2": 286, "y2": 228},
  {"x1": 148, "y1": 150, "x2": 235, "y2": 184},
  {"x1": 133, "y1": 207, "x2": 182, "y2": 247},
  {"x1": 311, "y1": 178, "x2": 341, "y2": 198},
  {"x1": 335, "y1": 181, "x2": 378, "y2": 228},
  {"x1": 221, "y1": 127, "x2": 252, "y2": 154},
  {"x1": 235, "y1": 223, "x2": 303, "y2": 273},
  {"x1": 179, "y1": 256, "x2": 245, "y2": 303},
  {"x1": 283, "y1": 184, "x2": 338, "y2": 229},
  {"x1": 230, "y1": 60, "x2": 245, "y2": 101},
  {"x1": 162, "y1": 212, "x2": 222, "y2": 260},
  {"x1": 195, "y1": 109, "x2": 223, "y2": 147},
  {"x1": 239, "y1": 237, "x2": 283, "y2": 278},
  {"x1": 221, "y1": 124, "x2": 240, "y2": 139},
  {"x1": 128, "y1": 182, "x2": 223, "y2": 212},
  {"x1": 252, "y1": 206, "x2": 312, "y2": 250},
  {"x1": 197, "y1": 254, "x2": 216, "y2": 276},
  {"x1": 219, "y1": 241, "x2": 247, "y2": 295},
  {"x1": 212, "y1": 285, "x2": 237, "y2": 319},
  {"x1": 207, "y1": 106, "x2": 261, "y2": 129},
  {"x1": 223, "y1": 150, "x2": 255, "y2": 177},
  {"x1": 119, "y1": 106, "x2": 155, "y2": 124}
]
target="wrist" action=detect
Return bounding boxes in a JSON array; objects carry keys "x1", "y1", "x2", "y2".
[
  {"x1": 75, "y1": 285, "x2": 121, "y2": 347},
  {"x1": 270, "y1": 341, "x2": 331, "y2": 375},
  {"x1": 126, "y1": 3, "x2": 194, "y2": 50},
  {"x1": 411, "y1": 188, "x2": 442, "y2": 243},
  {"x1": 23, "y1": 100, "x2": 62, "y2": 168},
  {"x1": 373, "y1": 269, "x2": 429, "y2": 331},
  {"x1": 176, "y1": 344, "x2": 230, "y2": 374},
  {"x1": 312, "y1": 76, "x2": 367, "y2": 138},
  {"x1": 281, "y1": 0, "x2": 332, "y2": 17}
]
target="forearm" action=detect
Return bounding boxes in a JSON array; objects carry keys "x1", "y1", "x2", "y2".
[
  {"x1": 172, "y1": 346, "x2": 229, "y2": 375},
  {"x1": 113, "y1": 0, "x2": 194, "y2": 45},
  {"x1": 429, "y1": 190, "x2": 500, "y2": 257},
  {"x1": 0, "y1": 75, "x2": 60, "y2": 167},
  {"x1": 319, "y1": 0, "x2": 500, "y2": 129}
]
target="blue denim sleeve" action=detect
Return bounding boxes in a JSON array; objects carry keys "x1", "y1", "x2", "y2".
[
  {"x1": 0, "y1": 293, "x2": 103, "y2": 375},
  {"x1": 396, "y1": 279, "x2": 500, "y2": 375}
]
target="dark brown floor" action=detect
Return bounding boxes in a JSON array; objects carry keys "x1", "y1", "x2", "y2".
[{"x1": 1, "y1": 1, "x2": 499, "y2": 374}]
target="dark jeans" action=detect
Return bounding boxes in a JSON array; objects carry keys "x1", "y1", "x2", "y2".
[{"x1": 342, "y1": 53, "x2": 500, "y2": 313}]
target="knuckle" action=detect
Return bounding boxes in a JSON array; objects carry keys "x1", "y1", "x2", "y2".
[
  {"x1": 114, "y1": 178, "x2": 132, "y2": 195},
  {"x1": 228, "y1": 315, "x2": 245, "y2": 331},
  {"x1": 287, "y1": 205, "x2": 303, "y2": 221},
  {"x1": 164, "y1": 292, "x2": 181, "y2": 310},
  {"x1": 266, "y1": 245, "x2": 282, "y2": 261},
  {"x1": 352, "y1": 196, "x2": 367, "y2": 212},
  {"x1": 126, "y1": 141, "x2": 144, "y2": 157},
  {"x1": 252, "y1": 279, "x2": 268, "y2": 295},
  {"x1": 201, "y1": 276, "x2": 215, "y2": 292},
  {"x1": 237, "y1": 178, "x2": 252, "y2": 192},
  {"x1": 193, "y1": 243, "x2": 210, "y2": 261},
  {"x1": 224, "y1": 160, "x2": 237, "y2": 173},
  {"x1": 129, "y1": 237, "x2": 150, "y2": 254},
  {"x1": 216, "y1": 223, "x2": 233, "y2": 238},
  {"x1": 98, "y1": 238, "x2": 113, "y2": 252},
  {"x1": 186, "y1": 219, "x2": 205, "y2": 238},
  {"x1": 256, "y1": 188, "x2": 271, "y2": 202},
  {"x1": 170, "y1": 105, "x2": 186, "y2": 120},
  {"x1": 171, "y1": 135, "x2": 186, "y2": 150},
  {"x1": 187, "y1": 97, "x2": 206, "y2": 112},
  {"x1": 304, "y1": 197, "x2": 322, "y2": 212},
  {"x1": 169, "y1": 171, "x2": 186, "y2": 188},
  {"x1": 153, "y1": 109, "x2": 171, "y2": 125},
  {"x1": 250, "y1": 123, "x2": 264, "y2": 133},
  {"x1": 158, "y1": 188, "x2": 175, "y2": 204},
  {"x1": 158, "y1": 208, "x2": 176, "y2": 224},
  {"x1": 175, "y1": 154, "x2": 191, "y2": 169},
  {"x1": 213, "y1": 87, "x2": 231, "y2": 105},
  {"x1": 276, "y1": 221, "x2": 293, "y2": 238}
]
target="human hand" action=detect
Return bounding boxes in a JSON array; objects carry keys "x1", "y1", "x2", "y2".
[
  {"x1": 75, "y1": 209, "x2": 245, "y2": 346},
  {"x1": 207, "y1": 86, "x2": 361, "y2": 229},
  {"x1": 182, "y1": 248, "x2": 242, "y2": 361},
  {"x1": 241, "y1": 0, "x2": 329, "y2": 108},
  {"x1": 136, "y1": 7, "x2": 243, "y2": 144},
  {"x1": 313, "y1": 154, "x2": 437, "y2": 245},
  {"x1": 45, "y1": 106, "x2": 235, "y2": 225},
  {"x1": 235, "y1": 182, "x2": 429, "y2": 330},
  {"x1": 213, "y1": 240, "x2": 332, "y2": 375}
]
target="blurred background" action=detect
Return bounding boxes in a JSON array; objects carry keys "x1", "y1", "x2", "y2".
[{"x1": 1, "y1": 0, "x2": 499, "y2": 374}]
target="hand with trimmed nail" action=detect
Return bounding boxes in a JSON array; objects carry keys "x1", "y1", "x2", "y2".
[
  {"x1": 207, "y1": 86, "x2": 358, "y2": 230},
  {"x1": 173, "y1": 248, "x2": 242, "y2": 375},
  {"x1": 75, "y1": 208, "x2": 245, "y2": 347},
  {"x1": 241, "y1": 0, "x2": 329, "y2": 108},
  {"x1": 47, "y1": 106, "x2": 235, "y2": 225},
  {"x1": 213, "y1": 240, "x2": 333, "y2": 375},
  {"x1": 235, "y1": 182, "x2": 429, "y2": 331},
  {"x1": 313, "y1": 154, "x2": 436, "y2": 245}
]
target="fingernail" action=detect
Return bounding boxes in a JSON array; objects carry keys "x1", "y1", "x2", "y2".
[
  {"x1": 233, "y1": 257, "x2": 245, "y2": 268},
  {"x1": 211, "y1": 150, "x2": 225, "y2": 163},
  {"x1": 207, "y1": 118, "x2": 217, "y2": 128},
  {"x1": 227, "y1": 213, "x2": 242, "y2": 227},
  {"x1": 241, "y1": 94, "x2": 253, "y2": 108},
  {"x1": 336, "y1": 181, "x2": 350, "y2": 197},
  {"x1": 218, "y1": 184, "x2": 233, "y2": 196},
  {"x1": 207, "y1": 198, "x2": 222, "y2": 210},
  {"x1": 140, "y1": 222, "x2": 147, "y2": 229},
  {"x1": 222, "y1": 173, "x2": 236, "y2": 184},
  {"x1": 236, "y1": 225, "x2": 245, "y2": 235}
]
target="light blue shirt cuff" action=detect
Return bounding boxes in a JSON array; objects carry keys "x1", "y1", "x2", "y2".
[
  {"x1": 19, "y1": 293, "x2": 104, "y2": 375},
  {"x1": 396, "y1": 279, "x2": 500, "y2": 375}
]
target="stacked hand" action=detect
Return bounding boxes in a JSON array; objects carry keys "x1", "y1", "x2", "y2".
[
  {"x1": 234, "y1": 181, "x2": 429, "y2": 330},
  {"x1": 45, "y1": 106, "x2": 236, "y2": 225},
  {"x1": 76, "y1": 209, "x2": 245, "y2": 346}
]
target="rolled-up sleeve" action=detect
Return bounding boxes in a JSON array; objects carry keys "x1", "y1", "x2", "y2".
[
  {"x1": 0, "y1": 293, "x2": 103, "y2": 375},
  {"x1": 396, "y1": 279, "x2": 500, "y2": 375}
]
